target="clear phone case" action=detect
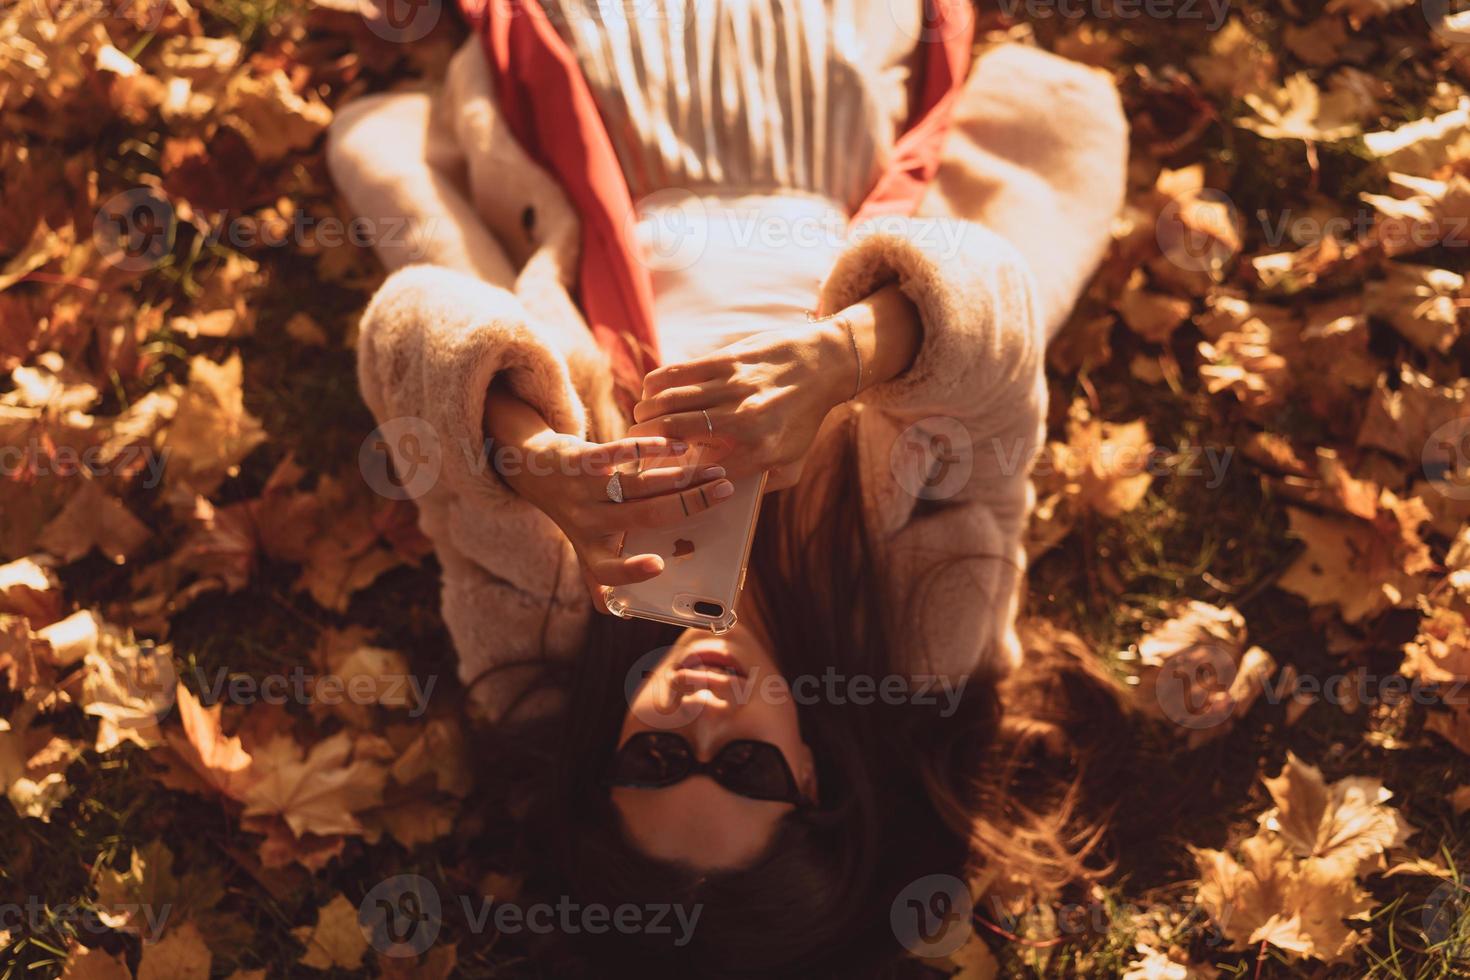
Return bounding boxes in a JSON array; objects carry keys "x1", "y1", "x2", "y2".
[{"x1": 603, "y1": 471, "x2": 768, "y2": 633}]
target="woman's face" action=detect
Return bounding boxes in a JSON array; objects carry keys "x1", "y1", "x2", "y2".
[{"x1": 612, "y1": 613, "x2": 816, "y2": 870}]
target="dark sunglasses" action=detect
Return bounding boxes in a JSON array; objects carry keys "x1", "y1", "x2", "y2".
[{"x1": 605, "y1": 731, "x2": 806, "y2": 805}]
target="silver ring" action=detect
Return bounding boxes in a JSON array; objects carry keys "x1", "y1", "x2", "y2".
[
  {"x1": 702, "y1": 410, "x2": 714, "y2": 439},
  {"x1": 606, "y1": 471, "x2": 624, "y2": 503}
]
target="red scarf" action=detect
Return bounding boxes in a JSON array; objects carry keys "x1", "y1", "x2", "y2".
[{"x1": 457, "y1": 0, "x2": 975, "y2": 398}]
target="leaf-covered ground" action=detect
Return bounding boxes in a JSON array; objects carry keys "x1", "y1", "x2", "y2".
[{"x1": 5, "y1": 0, "x2": 1470, "y2": 977}]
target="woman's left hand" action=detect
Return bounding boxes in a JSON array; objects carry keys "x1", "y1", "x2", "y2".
[{"x1": 628, "y1": 318, "x2": 857, "y2": 488}]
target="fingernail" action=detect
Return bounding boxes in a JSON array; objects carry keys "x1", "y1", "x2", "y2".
[
  {"x1": 699, "y1": 466, "x2": 726, "y2": 480},
  {"x1": 711, "y1": 481, "x2": 735, "y2": 500},
  {"x1": 670, "y1": 440, "x2": 689, "y2": 454}
]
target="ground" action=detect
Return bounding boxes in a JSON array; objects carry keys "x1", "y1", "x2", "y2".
[{"x1": 3, "y1": 0, "x2": 1470, "y2": 977}]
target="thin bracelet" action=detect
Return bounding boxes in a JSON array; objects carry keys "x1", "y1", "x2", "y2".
[{"x1": 807, "y1": 309, "x2": 863, "y2": 400}]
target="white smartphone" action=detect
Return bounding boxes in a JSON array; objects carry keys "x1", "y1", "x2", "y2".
[{"x1": 603, "y1": 471, "x2": 768, "y2": 633}]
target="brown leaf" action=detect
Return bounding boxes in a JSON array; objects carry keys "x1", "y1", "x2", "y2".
[
  {"x1": 1028, "y1": 399, "x2": 1155, "y2": 557},
  {"x1": 376, "y1": 944, "x2": 458, "y2": 980},
  {"x1": 0, "y1": 716, "x2": 78, "y2": 821},
  {"x1": 1363, "y1": 264, "x2": 1464, "y2": 354},
  {"x1": 162, "y1": 353, "x2": 267, "y2": 496},
  {"x1": 1238, "y1": 73, "x2": 1363, "y2": 143},
  {"x1": 136, "y1": 920, "x2": 211, "y2": 980},
  {"x1": 1117, "y1": 282, "x2": 1192, "y2": 343},
  {"x1": 1131, "y1": 601, "x2": 1276, "y2": 745},
  {"x1": 37, "y1": 480, "x2": 151, "y2": 565},
  {"x1": 59, "y1": 944, "x2": 132, "y2": 980},
  {"x1": 1194, "y1": 834, "x2": 1371, "y2": 964},
  {"x1": 292, "y1": 893, "x2": 368, "y2": 971},
  {"x1": 157, "y1": 684, "x2": 255, "y2": 800},
  {"x1": 0, "y1": 557, "x2": 60, "y2": 624},
  {"x1": 220, "y1": 70, "x2": 332, "y2": 164},
  {"x1": 1259, "y1": 752, "x2": 1414, "y2": 878},
  {"x1": 241, "y1": 731, "x2": 387, "y2": 838},
  {"x1": 1277, "y1": 492, "x2": 1433, "y2": 623},
  {"x1": 80, "y1": 623, "x2": 175, "y2": 753}
]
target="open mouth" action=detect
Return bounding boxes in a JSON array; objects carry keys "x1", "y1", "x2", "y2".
[{"x1": 677, "y1": 650, "x2": 746, "y2": 677}]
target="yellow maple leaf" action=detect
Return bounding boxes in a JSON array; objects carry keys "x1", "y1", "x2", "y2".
[{"x1": 241, "y1": 731, "x2": 387, "y2": 838}]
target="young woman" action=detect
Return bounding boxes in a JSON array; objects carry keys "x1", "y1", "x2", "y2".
[{"x1": 329, "y1": 0, "x2": 1128, "y2": 970}]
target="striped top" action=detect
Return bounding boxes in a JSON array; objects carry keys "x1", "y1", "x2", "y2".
[{"x1": 544, "y1": 0, "x2": 923, "y2": 213}]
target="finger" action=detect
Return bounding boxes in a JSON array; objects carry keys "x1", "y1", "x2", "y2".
[
  {"x1": 582, "y1": 564, "x2": 612, "y2": 614},
  {"x1": 587, "y1": 550, "x2": 665, "y2": 587},
  {"x1": 633, "y1": 383, "x2": 730, "y2": 425},
  {"x1": 618, "y1": 464, "x2": 727, "y2": 500},
  {"x1": 571, "y1": 436, "x2": 690, "y2": 474},
  {"x1": 616, "y1": 478, "x2": 736, "y2": 528},
  {"x1": 642, "y1": 359, "x2": 729, "y2": 399},
  {"x1": 627, "y1": 411, "x2": 733, "y2": 451}
]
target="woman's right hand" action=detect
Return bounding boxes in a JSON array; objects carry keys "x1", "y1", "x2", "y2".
[{"x1": 484, "y1": 381, "x2": 734, "y2": 603}]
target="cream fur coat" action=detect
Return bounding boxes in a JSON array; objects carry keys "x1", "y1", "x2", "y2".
[{"x1": 327, "y1": 37, "x2": 1127, "y2": 720}]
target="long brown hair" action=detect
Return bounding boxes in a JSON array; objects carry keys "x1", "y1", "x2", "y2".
[{"x1": 471, "y1": 412, "x2": 1131, "y2": 977}]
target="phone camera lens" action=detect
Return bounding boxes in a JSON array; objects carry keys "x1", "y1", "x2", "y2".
[{"x1": 692, "y1": 601, "x2": 724, "y2": 618}]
